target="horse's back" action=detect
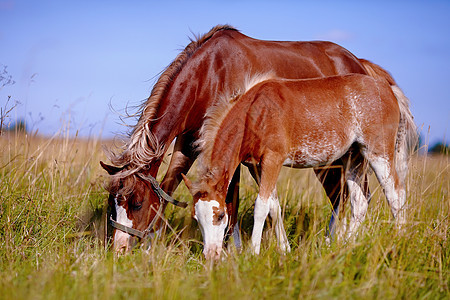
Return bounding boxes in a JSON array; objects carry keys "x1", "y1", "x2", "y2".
[{"x1": 197, "y1": 29, "x2": 367, "y2": 80}]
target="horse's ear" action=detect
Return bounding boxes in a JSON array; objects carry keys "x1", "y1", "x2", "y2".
[
  {"x1": 181, "y1": 174, "x2": 193, "y2": 193},
  {"x1": 100, "y1": 161, "x2": 123, "y2": 175}
]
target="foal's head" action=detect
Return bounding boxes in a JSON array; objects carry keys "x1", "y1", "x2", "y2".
[
  {"x1": 101, "y1": 161, "x2": 163, "y2": 254},
  {"x1": 182, "y1": 174, "x2": 228, "y2": 260}
]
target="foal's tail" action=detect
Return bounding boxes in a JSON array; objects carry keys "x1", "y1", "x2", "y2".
[
  {"x1": 391, "y1": 85, "x2": 418, "y2": 183},
  {"x1": 360, "y1": 59, "x2": 418, "y2": 183}
]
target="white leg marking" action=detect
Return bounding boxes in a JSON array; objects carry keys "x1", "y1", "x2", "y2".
[
  {"x1": 251, "y1": 194, "x2": 270, "y2": 254},
  {"x1": 347, "y1": 179, "x2": 369, "y2": 237},
  {"x1": 370, "y1": 157, "x2": 406, "y2": 225},
  {"x1": 268, "y1": 189, "x2": 290, "y2": 253},
  {"x1": 194, "y1": 200, "x2": 228, "y2": 260}
]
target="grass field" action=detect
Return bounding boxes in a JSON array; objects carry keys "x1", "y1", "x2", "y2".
[{"x1": 0, "y1": 130, "x2": 448, "y2": 299}]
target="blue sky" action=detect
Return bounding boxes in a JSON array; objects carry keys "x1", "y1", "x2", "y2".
[{"x1": 1, "y1": 0, "x2": 449, "y2": 146}]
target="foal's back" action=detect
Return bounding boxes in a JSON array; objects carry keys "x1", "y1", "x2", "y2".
[{"x1": 239, "y1": 74, "x2": 400, "y2": 167}]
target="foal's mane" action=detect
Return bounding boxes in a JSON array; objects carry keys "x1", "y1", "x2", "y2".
[
  {"x1": 109, "y1": 25, "x2": 238, "y2": 175},
  {"x1": 195, "y1": 72, "x2": 275, "y2": 187}
]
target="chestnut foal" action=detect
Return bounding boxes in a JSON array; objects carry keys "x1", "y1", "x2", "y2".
[{"x1": 183, "y1": 74, "x2": 416, "y2": 259}]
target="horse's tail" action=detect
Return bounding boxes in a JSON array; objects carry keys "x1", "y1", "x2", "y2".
[
  {"x1": 360, "y1": 59, "x2": 417, "y2": 183},
  {"x1": 359, "y1": 59, "x2": 397, "y2": 85}
]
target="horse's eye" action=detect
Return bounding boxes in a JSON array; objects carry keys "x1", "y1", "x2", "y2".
[{"x1": 132, "y1": 202, "x2": 143, "y2": 211}]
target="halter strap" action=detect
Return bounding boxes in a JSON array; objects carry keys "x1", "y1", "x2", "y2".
[
  {"x1": 109, "y1": 217, "x2": 147, "y2": 239},
  {"x1": 109, "y1": 173, "x2": 187, "y2": 239},
  {"x1": 109, "y1": 201, "x2": 164, "y2": 239},
  {"x1": 144, "y1": 174, "x2": 188, "y2": 208}
]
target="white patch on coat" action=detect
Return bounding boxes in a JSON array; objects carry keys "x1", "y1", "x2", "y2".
[
  {"x1": 194, "y1": 199, "x2": 228, "y2": 259},
  {"x1": 113, "y1": 195, "x2": 134, "y2": 251}
]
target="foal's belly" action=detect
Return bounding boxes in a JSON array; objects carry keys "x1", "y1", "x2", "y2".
[{"x1": 283, "y1": 133, "x2": 354, "y2": 168}]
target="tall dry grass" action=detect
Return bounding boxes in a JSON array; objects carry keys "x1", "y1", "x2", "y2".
[{"x1": 0, "y1": 129, "x2": 448, "y2": 299}]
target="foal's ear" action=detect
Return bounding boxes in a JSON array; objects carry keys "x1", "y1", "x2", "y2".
[
  {"x1": 181, "y1": 174, "x2": 193, "y2": 193},
  {"x1": 100, "y1": 161, "x2": 123, "y2": 175}
]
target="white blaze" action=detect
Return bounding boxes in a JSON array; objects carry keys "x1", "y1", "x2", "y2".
[
  {"x1": 194, "y1": 199, "x2": 228, "y2": 259},
  {"x1": 114, "y1": 196, "x2": 134, "y2": 251}
]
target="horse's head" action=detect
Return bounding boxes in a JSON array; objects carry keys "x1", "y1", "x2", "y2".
[
  {"x1": 100, "y1": 161, "x2": 167, "y2": 254},
  {"x1": 182, "y1": 174, "x2": 228, "y2": 260}
]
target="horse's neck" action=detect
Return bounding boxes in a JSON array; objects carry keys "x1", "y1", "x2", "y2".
[
  {"x1": 148, "y1": 32, "x2": 248, "y2": 147},
  {"x1": 136, "y1": 159, "x2": 161, "y2": 178},
  {"x1": 150, "y1": 75, "x2": 214, "y2": 149}
]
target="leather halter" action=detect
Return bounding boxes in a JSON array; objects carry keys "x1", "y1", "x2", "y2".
[{"x1": 109, "y1": 173, "x2": 188, "y2": 239}]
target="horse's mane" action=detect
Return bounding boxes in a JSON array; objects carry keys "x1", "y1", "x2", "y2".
[
  {"x1": 193, "y1": 72, "x2": 275, "y2": 190},
  {"x1": 108, "y1": 25, "x2": 238, "y2": 176}
]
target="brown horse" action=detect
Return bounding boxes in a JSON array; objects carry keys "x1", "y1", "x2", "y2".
[
  {"x1": 182, "y1": 73, "x2": 416, "y2": 260},
  {"x1": 100, "y1": 25, "x2": 406, "y2": 253}
]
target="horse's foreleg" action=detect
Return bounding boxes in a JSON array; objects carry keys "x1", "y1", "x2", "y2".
[
  {"x1": 251, "y1": 153, "x2": 284, "y2": 255},
  {"x1": 225, "y1": 165, "x2": 241, "y2": 250},
  {"x1": 315, "y1": 153, "x2": 371, "y2": 240},
  {"x1": 314, "y1": 160, "x2": 347, "y2": 238},
  {"x1": 160, "y1": 133, "x2": 198, "y2": 195}
]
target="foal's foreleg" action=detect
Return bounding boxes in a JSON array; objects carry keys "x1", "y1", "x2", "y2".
[
  {"x1": 268, "y1": 189, "x2": 290, "y2": 253},
  {"x1": 245, "y1": 162, "x2": 290, "y2": 253},
  {"x1": 251, "y1": 153, "x2": 285, "y2": 255}
]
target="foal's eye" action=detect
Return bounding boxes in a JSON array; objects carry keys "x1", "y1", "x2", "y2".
[{"x1": 217, "y1": 212, "x2": 225, "y2": 221}]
